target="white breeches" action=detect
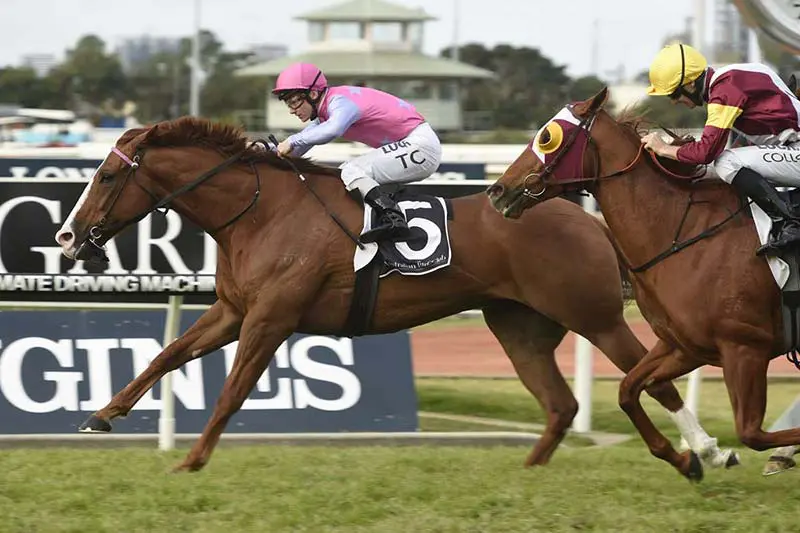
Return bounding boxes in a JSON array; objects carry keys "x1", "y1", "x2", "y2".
[
  {"x1": 714, "y1": 142, "x2": 800, "y2": 187},
  {"x1": 339, "y1": 122, "x2": 442, "y2": 192}
]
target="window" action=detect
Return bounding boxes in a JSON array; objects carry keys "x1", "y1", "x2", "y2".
[
  {"x1": 328, "y1": 22, "x2": 362, "y2": 40},
  {"x1": 407, "y1": 23, "x2": 423, "y2": 50},
  {"x1": 372, "y1": 80, "x2": 433, "y2": 100},
  {"x1": 372, "y1": 22, "x2": 402, "y2": 43},
  {"x1": 439, "y1": 82, "x2": 458, "y2": 101},
  {"x1": 309, "y1": 22, "x2": 325, "y2": 42}
]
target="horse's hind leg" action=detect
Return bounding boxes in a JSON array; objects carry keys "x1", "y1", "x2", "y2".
[
  {"x1": 79, "y1": 299, "x2": 242, "y2": 432},
  {"x1": 763, "y1": 445, "x2": 798, "y2": 476},
  {"x1": 587, "y1": 320, "x2": 739, "y2": 469},
  {"x1": 720, "y1": 342, "x2": 800, "y2": 453},
  {"x1": 482, "y1": 302, "x2": 575, "y2": 467}
]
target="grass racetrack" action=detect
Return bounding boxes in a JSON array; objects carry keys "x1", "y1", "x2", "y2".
[{"x1": 2, "y1": 377, "x2": 800, "y2": 532}]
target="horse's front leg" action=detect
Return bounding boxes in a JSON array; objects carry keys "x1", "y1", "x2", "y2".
[
  {"x1": 589, "y1": 320, "x2": 738, "y2": 469},
  {"x1": 618, "y1": 340, "x2": 706, "y2": 482},
  {"x1": 79, "y1": 299, "x2": 242, "y2": 432},
  {"x1": 172, "y1": 282, "x2": 314, "y2": 473}
]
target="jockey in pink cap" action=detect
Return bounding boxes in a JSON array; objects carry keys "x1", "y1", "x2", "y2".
[{"x1": 272, "y1": 62, "x2": 442, "y2": 243}]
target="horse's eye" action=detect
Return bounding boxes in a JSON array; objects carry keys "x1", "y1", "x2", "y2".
[
  {"x1": 99, "y1": 173, "x2": 114, "y2": 184},
  {"x1": 537, "y1": 123, "x2": 563, "y2": 154},
  {"x1": 539, "y1": 129, "x2": 552, "y2": 147}
]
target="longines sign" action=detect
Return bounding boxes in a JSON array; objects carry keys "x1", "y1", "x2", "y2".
[
  {"x1": 0, "y1": 179, "x2": 218, "y2": 303},
  {"x1": 0, "y1": 310, "x2": 418, "y2": 434}
]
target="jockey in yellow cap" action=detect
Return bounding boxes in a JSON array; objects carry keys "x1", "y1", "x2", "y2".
[{"x1": 641, "y1": 43, "x2": 800, "y2": 256}]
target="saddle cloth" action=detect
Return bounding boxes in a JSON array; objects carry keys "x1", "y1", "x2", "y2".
[{"x1": 353, "y1": 191, "x2": 452, "y2": 279}]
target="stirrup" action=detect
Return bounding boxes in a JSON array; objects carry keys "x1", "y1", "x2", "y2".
[
  {"x1": 756, "y1": 233, "x2": 800, "y2": 257},
  {"x1": 360, "y1": 224, "x2": 410, "y2": 244},
  {"x1": 360, "y1": 214, "x2": 410, "y2": 244}
]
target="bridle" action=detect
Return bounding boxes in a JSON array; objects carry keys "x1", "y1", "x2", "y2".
[
  {"x1": 519, "y1": 104, "x2": 645, "y2": 202},
  {"x1": 514, "y1": 103, "x2": 741, "y2": 274},
  {"x1": 518, "y1": 104, "x2": 709, "y2": 202},
  {"x1": 83, "y1": 142, "x2": 262, "y2": 258}
]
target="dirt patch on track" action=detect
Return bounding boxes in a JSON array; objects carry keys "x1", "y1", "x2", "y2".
[{"x1": 411, "y1": 319, "x2": 800, "y2": 377}]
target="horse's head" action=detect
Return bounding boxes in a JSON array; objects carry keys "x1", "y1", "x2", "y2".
[
  {"x1": 486, "y1": 88, "x2": 612, "y2": 218},
  {"x1": 55, "y1": 126, "x2": 162, "y2": 263}
]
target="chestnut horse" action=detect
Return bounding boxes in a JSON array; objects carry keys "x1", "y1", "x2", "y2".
[
  {"x1": 486, "y1": 88, "x2": 798, "y2": 481},
  {"x1": 54, "y1": 116, "x2": 731, "y2": 474}
]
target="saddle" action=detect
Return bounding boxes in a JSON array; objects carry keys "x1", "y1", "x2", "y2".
[{"x1": 342, "y1": 185, "x2": 453, "y2": 337}]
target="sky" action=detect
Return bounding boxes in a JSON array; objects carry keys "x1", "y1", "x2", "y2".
[{"x1": 0, "y1": 0, "x2": 706, "y2": 80}]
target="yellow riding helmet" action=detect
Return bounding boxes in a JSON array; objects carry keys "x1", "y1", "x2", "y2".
[{"x1": 646, "y1": 43, "x2": 708, "y2": 96}]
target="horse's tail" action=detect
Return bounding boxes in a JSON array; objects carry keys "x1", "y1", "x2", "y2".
[{"x1": 591, "y1": 214, "x2": 635, "y2": 302}]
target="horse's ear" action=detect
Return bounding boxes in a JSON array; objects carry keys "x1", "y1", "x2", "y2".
[
  {"x1": 573, "y1": 87, "x2": 609, "y2": 117},
  {"x1": 144, "y1": 123, "x2": 160, "y2": 140},
  {"x1": 789, "y1": 74, "x2": 800, "y2": 98},
  {"x1": 590, "y1": 87, "x2": 609, "y2": 112}
]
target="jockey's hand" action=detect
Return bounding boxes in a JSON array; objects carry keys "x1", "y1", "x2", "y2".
[
  {"x1": 641, "y1": 132, "x2": 669, "y2": 154},
  {"x1": 640, "y1": 131, "x2": 681, "y2": 160},
  {"x1": 276, "y1": 139, "x2": 293, "y2": 158}
]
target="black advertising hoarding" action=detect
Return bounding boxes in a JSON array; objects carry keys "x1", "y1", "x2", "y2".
[
  {"x1": 0, "y1": 179, "x2": 217, "y2": 303},
  {"x1": 0, "y1": 310, "x2": 418, "y2": 434},
  {"x1": 0, "y1": 176, "x2": 490, "y2": 302}
]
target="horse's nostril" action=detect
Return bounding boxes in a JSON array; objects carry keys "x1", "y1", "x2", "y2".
[
  {"x1": 486, "y1": 184, "x2": 505, "y2": 199},
  {"x1": 57, "y1": 231, "x2": 75, "y2": 247}
]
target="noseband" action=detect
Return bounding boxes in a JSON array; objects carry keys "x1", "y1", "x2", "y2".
[{"x1": 520, "y1": 106, "x2": 645, "y2": 201}]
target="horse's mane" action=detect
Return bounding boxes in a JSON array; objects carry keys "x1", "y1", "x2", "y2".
[
  {"x1": 614, "y1": 106, "x2": 651, "y2": 141},
  {"x1": 612, "y1": 106, "x2": 726, "y2": 189},
  {"x1": 124, "y1": 116, "x2": 340, "y2": 177}
]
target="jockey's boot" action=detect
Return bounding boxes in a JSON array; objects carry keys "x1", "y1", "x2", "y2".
[
  {"x1": 730, "y1": 167, "x2": 800, "y2": 257},
  {"x1": 360, "y1": 188, "x2": 412, "y2": 243}
]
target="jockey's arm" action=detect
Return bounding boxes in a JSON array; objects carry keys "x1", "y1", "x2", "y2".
[
  {"x1": 287, "y1": 95, "x2": 361, "y2": 157},
  {"x1": 675, "y1": 87, "x2": 746, "y2": 165}
]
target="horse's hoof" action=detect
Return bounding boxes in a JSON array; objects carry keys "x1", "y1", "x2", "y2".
[
  {"x1": 725, "y1": 451, "x2": 741, "y2": 469},
  {"x1": 78, "y1": 414, "x2": 112, "y2": 433},
  {"x1": 171, "y1": 463, "x2": 203, "y2": 474},
  {"x1": 684, "y1": 451, "x2": 704, "y2": 483},
  {"x1": 762, "y1": 455, "x2": 796, "y2": 476},
  {"x1": 699, "y1": 448, "x2": 741, "y2": 469}
]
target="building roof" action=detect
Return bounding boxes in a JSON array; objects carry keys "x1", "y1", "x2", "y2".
[
  {"x1": 236, "y1": 50, "x2": 494, "y2": 79},
  {"x1": 295, "y1": 0, "x2": 436, "y2": 22}
]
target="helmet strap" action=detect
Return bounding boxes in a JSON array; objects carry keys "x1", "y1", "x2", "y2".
[
  {"x1": 303, "y1": 70, "x2": 325, "y2": 120},
  {"x1": 304, "y1": 88, "x2": 325, "y2": 120},
  {"x1": 687, "y1": 70, "x2": 707, "y2": 107}
]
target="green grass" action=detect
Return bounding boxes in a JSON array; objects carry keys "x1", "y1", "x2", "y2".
[
  {"x1": 1, "y1": 376, "x2": 799, "y2": 532},
  {"x1": 415, "y1": 376, "x2": 800, "y2": 448},
  {"x1": 418, "y1": 416, "x2": 511, "y2": 432},
  {"x1": 2, "y1": 445, "x2": 800, "y2": 532}
]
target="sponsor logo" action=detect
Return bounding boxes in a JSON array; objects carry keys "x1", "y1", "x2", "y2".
[{"x1": 0, "y1": 334, "x2": 361, "y2": 414}]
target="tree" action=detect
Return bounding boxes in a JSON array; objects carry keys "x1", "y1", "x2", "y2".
[
  {"x1": 57, "y1": 35, "x2": 130, "y2": 111},
  {"x1": 201, "y1": 51, "x2": 267, "y2": 121},
  {"x1": 632, "y1": 96, "x2": 706, "y2": 129},
  {"x1": 0, "y1": 67, "x2": 41, "y2": 106},
  {"x1": 568, "y1": 76, "x2": 607, "y2": 102},
  {"x1": 441, "y1": 43, "x2": 571, "y2": 129}
]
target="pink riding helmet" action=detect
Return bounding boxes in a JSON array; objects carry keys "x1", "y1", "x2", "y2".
[{"x1": 272, "y1": 63, "x2": 328, "y2": 95}]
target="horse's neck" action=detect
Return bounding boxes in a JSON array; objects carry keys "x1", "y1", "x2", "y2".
[
  {"x1": 153, "y1": 153, "x2": 300, "y2": 248},
  {"x1": 593, "y1": 161, "x2": 733, "y2": 270}
]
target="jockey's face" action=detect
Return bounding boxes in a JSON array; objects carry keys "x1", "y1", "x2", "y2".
[
  {"x1": 669, "y1": 82, "x2": 699, "y2": 109},
  {"x1": 284, "y1": 90, "x2": 320, "y2": 123}
]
